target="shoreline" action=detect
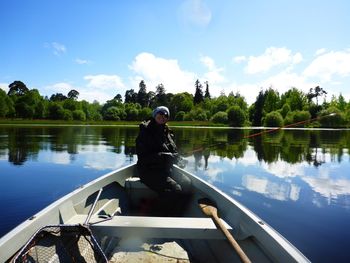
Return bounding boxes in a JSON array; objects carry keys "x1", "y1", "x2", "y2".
[{"x1": 0, "y1": 122, "x2": 349, "y2": 130}]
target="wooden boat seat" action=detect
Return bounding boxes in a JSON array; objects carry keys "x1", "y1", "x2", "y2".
[{"x1": 67, "y1": 215, "x2": 232, "y2": 240}]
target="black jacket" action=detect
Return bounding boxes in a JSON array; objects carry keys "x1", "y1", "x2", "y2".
[{"x1": 136, "y1": 118, "x2": 178, "y2": 173}]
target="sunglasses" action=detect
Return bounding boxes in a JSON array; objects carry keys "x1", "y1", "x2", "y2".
[{"x1": 158, "y1": 111, "x2": 169, "y2": 117}]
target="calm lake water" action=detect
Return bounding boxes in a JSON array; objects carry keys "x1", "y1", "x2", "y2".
[{"x1": 1, "y1": 125, "x2": 350, "y2": 262}]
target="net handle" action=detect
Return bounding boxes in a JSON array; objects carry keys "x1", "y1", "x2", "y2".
[{"x1": 84, "y1": 188, "x2": 103, "y2": 226}]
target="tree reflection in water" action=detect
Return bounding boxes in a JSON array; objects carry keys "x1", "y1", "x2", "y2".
[{"x1": 0, "y1": 126, "x2": 349, "y2": 168}]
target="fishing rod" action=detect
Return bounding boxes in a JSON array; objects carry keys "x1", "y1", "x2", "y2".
[{"x1": 183, "y1": 112, "x2": 337, "y2": 155}]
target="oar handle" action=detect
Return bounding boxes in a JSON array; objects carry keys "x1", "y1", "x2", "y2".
[{"x1": 212, "y1": 213, "x2": 252, "y2": 263}]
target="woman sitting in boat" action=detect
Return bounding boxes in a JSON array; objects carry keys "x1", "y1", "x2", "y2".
[{"x1": 136, "y1": 106, "x2": 191, "y2": 214}]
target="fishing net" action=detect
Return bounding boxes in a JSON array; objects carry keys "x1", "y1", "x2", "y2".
[{"x1": 12, "y1": 224, "x2": 107, "y2": 263}]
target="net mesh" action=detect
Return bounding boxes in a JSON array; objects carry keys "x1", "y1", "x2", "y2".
[{"x1": 12, "y1": 224, "x2": 107, "y2": 263}]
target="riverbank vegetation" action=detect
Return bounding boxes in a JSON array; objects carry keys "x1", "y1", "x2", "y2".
[{"x1": 1, "y1": 80, "x2": 349, "y2": 128}]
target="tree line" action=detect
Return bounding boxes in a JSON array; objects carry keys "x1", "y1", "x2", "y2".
[{"x1": 0, "y1": 80, "x2": 349, "y2": 127}]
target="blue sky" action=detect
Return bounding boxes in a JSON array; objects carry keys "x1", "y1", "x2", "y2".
[{"x1": 1, "y1": 0, "x2": 349, "y2": 104}]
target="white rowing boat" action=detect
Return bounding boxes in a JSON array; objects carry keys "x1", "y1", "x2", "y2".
[{"x1": 0, "y1": 164, "x2": 310, "y2": 262}]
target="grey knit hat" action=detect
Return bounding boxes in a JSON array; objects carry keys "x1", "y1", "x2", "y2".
[{"x1": 152, "y1": 106, "x2": 170, "y2": 118}]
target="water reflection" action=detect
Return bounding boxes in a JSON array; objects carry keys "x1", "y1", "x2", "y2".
[
  {"x1": 1, "y1": 126, "x2": 350, "y2": 207},
  {"x1": 1, "y1": 126, "x2": 350, "y2": 261},
  {"x1": 1, "y1": 127, "x2": 350, "y2": 203}
]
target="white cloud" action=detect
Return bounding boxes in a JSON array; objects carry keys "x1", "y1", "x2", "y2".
[
  {"x1": 303, "y1": 50, "x2": 350, "y2": 82},
  {"x1": 43, "y1": 80, "x2": 119, "y2": 103},
  {"x1": 260, "y1": 70, "x2": 316, "y2": 95},
  {"x1": 244, "y1": 47, "x2": 303, "y2": 74},
  {"x1": 200, "y1": 55, "x2": 226, "y2": 85},
  {"x1": 129, "y1": 52, "x2": 196, "y2": 94},
  {"x1": 0, "y1": 83, "x2": 9, "y2": 93},
  {"x1": 315, "y1": 48, "x2": 327, "y2": 56},
  {"x1": 84, "y1": 74, "x2": 125, "y2": 90},
  {"x1": 81, "y1": 145, "x2": 129, "y2": 170},
  {"x1": 75, "y1": 58, "x2": 91, "y2": 65},
  {"x1": 178, "y1": 0, "x2": 212, "y2": 28},
  {"x1": 45, "y1": 42, "x2": 66, "y2": 56},
  {"x1": 44, "y1": 82, "x2": 73, "y2": 95},
  {"x1": 302, "y1": 176, "x2": 350, "y2": 199},
  {"x1": 226, "y1": 82, "x2": 261, "y2": 105},
  {"x1": 233, "y1": 56, "x2": 246, "y2": 63},
  {"x1": 200, "y1": 55, "x2": 216, "y2": 70},
  {"x1": 242, "y1": 174, "x2": 300, "y2": 201},
  {"x1": 45, "y1": 152, "x2": 71, "y2": 165},
  {"x1": 261, "y1": 160, "x2": 306, "y2": 179}
]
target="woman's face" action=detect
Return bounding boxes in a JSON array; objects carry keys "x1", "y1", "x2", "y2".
[{"x1": 155, "y1": 112, "x2": 169, "y2": 125}]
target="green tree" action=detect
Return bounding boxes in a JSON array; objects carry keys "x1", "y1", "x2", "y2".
[
  {"x1": 0, "y1": 89, "x2": 10, "y2": 117},
  {"x1": 281, "y1": 88, "x2": 307, "y2": 111},
  {"x1": 63, "y1": 99, "x2": 80, "y2": 111},
  {"x1": 124, "y1": 89, "x2": 137, "y2": 104},
  {"x1": 50, "y1": 93, "x2": 67, "y2": 101},
  {"x1": 34, "y1": 100, "x2": 48, "y2": 119},
  {"x1": 61, "y1": 109, "x2": 73, "y2": 121},
  {"x1": 293, "y1": 111, "x2": 311, "y2": 126},
  {"x1": 263, "y1": 88, "x2": 280, "y2": 113},
  {"x1": 204, "y1": 81, "x2": 211, "y2": 99},
  {"x1": 155, "y1": 83, "x2": 167, "y2": 106},
  {"x1": 15, "y1": 102, "x2": 34, "y2": 118},
  {"x1": 104, "y1": 107, "x2": 122, "y2": 120},
  {"x1": 67, "y1": 89, "x2": 79, "y2": 100},
  {"x1": 307, "y1": 86, "x2": 327, "y2": 105},
  {"x1": 137, "y1": 80, "x2": 148, "y2": 107},
  {"x1": 175, "y1": 111, "x2": 185, "y2": 121},
  {"x1": 319, "y1": 108, "x2": 346, "y2": 128},
  {"x1": 7, "y1": 81, "x2": 29, "y2": 96},
  {"x1": 211, "y1": 111, "x2": 228, "y2": 124},
  {"x1": 227, "y1": 105, "x2": 246, "y2": 127},
  {"x1": 213, "y1": 96, "x2": 229, "y2": 113},
  {"x1": 138, "y1": 107, "x2": 152, "y2": 120},
  {"x1": 193, "y1": 79, "x2": 203, "y2": 104},
  {"x1": 264, "y1": 111, "x2": 284, "y2": 127},
  {"x1": 48, "y1": 102, "x2": 64, "y2": 119},
  {"x1": 114, "y1": 94, "x2": 123, "y2": 103},
  {"x1": 280, "y1": 103, "x2": 291, "y2": 118},
  {"x1": 169, "y1": 92, "x2": 193, "y2": 117},
  {"x1": 72, "y1": 110, "x2": 86, "y2": 121},
  {"x1": 251, "y1": 90, "x2": 265, "y2": 126}
]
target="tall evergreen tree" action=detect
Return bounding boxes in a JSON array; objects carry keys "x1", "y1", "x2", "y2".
[
  {"x1": 194, "y1": 79, "x2": 204, "y2": 104},
  {"x1": 155, "y1": 83, "x2": 167, "y2": 106},
  {"x1": 252, "y1": 89, "x2": 265, "y2": 126},
  {"x1": 204, "y1": 81, "x2": 211, "y2": 99},
  {"x1": 137, "y1": 80, "x2": 148, "y2": 107}
]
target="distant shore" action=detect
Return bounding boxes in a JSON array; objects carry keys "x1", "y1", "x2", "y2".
[
  {"x1": 1, "y1": 119, "x2": 349, "y2": 130},
  {"x1": 0, "y1": 119, "x2": 224, "y2": 127}
]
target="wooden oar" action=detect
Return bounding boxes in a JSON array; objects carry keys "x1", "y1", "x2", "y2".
[{"x1": 198, "y1": 198, "x2": 251, "y2": 263}]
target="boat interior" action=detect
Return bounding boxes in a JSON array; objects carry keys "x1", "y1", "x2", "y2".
[
  {"x1": 2, "y1": 164, "x2": 305, "y2": 262},
  {"x1": 63, "y1": 166, "x2": 273, "y2": 262}
]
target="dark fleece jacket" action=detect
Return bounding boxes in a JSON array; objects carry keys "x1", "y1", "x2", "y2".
[{"x1": 136, "y1": 118, "x2": 178, "y2": 176}]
